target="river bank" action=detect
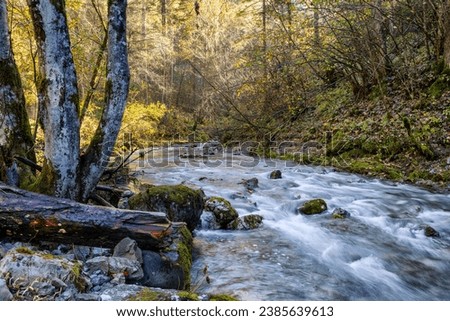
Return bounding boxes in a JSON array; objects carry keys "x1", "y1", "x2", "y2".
[{"x1": 252, "y1": 92, "x2": 450, "y2": 194}]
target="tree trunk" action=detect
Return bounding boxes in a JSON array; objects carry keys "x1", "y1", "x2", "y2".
[
  {"x1": 79, "y1": 0, "x2": 130, "y2": 202},
  {"x1": 443, "y1": 1, "x2": 450, "y2": 68},
  {"x1": 0, "y1": 183, "x2": 177, "y2": 250},
  {"x1": 27, "y1": 0, "x2": 80, "y2": 199},
  {"x1": 0, "y1": 0, "x2": 36, "y2": 187},
  {"x1": 313, "y1": 6, "x2": 321, "y2": 48}
]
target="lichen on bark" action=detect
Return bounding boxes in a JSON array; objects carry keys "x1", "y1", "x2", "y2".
[
  {"x1": 0, "y1": 0, "x2": 36, "y2": 186},
  {"x1": 27, "y1": 0, "x2": 80, "y2": 199}
]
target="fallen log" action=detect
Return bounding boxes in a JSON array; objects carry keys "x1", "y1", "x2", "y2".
[{"x1": 0, "y1": 183, "x2": 180, "y2": 250}]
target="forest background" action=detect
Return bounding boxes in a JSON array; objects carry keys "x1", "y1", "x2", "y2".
[{"x1": 3, "y1": 0, "x2": 450, "y2": 194}]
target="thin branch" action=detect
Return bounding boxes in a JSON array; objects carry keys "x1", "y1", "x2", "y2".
[
  {"x1": 14, "y1": 156, "x2": 42, "y2": 172},
  {"x1": 102, "y1": 148, "x2": 138, "y2": 178}
]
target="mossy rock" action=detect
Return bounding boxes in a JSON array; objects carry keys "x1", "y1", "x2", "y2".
[
  {"x1": 128, "y1": 185, "x2": 205, "y2": 231},
  {"x1": 0, "y1": 249, "x2": 90, "y2": 299},
  {"x1": 204, "y1": 197, "x2": 239, "y2": 228},
  {"x1": 298, "y1": 199, "x2": 328, "y2": 215},
  {"x1": 140, "y1": 225, "x2": 193, "y2": 291},
  {"x1": 175, "y1": 226, "x2": 194, "y2": 290},
  {"x1": 228, "y1": 214, "x2": 264, "y2": 230}
]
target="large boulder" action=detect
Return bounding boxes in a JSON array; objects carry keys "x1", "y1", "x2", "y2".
[
  {"x1": 128, "y1": 184, "x2": 205, "y2": 231},
  {"x1": 140, "y1": 225, "x2": 193, "y2": 290},
  {"x1": 204, "y1": 197, "x2": 239, "y2": 229},
  {"x1": 0, "y1": 247, "x2": 90, "y2": 300},
  {"x1": 298, "y1": 199, "x2": 328, "y2": 215}
]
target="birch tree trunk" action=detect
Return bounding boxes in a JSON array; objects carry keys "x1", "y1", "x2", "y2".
[
  {"x1": 0, "y1": 0, "x2": 36, "y2": 187},
  {"x1": 27, "y1": 0, "x2": 80, "y2": 199},
  {"x1": 79, "y1": 0, "x2": 130, "y2": 202}
]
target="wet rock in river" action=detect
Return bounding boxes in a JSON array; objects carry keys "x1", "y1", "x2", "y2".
[
  {"x1": 128, "y1": 184, "x2": 205, "y2": 231},
  {"x1": 200, "y1": 211, "x2": 221, "y2": 230},
  {"x1": 424, "y1": 225, "x2": 440, "y2": 237},
  {"x1": 204, "y1": 197, "x2": 239, "y2": 228},
  {"x1": 331, "y1": 208, "x2": 351, "y2": 219},
  {"x1": 240, "y1": 177, "x2": 259, "y2": 191},
  {"x1": 228, "y1": 214, "x2": 264, "y2": 230},
  {"x1": 298, "y1": 199, "x2": 328, "y2": 215},
  {"x1": 230, "y1": 192, "x2": 247, "y2": 200},
  {"x1": 269, "y1": 170, "x2": 282, "y2": 179}
]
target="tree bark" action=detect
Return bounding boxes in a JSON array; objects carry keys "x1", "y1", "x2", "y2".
[
  {"x1": 0, "y1": 0, "x2": 36, "y2": 187},
  {"x1": 0, "y1": 183, "x2": 177, "y2": 250},
  {"x1": 443, "y1": 1, "x2": 450, "y2": 68},
  {"x1": 27, "y1": 0, "x2": 80, "y2": 199},
  {"x1": 79, "y1": 0, "x2": 130, "y2": 202}
]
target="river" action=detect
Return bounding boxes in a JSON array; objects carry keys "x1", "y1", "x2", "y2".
[{"x1": 130, "y1": 145, "x2": 450, "y2": 300}]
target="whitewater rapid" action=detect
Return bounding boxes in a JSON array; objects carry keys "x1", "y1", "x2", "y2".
[{"x1": 130, "y1": 146, "x2": 450, "y2": 300}]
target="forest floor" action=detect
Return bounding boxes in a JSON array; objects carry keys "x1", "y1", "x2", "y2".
[{"x1": 271, "y1": 87, "x2": 450, "y2": 193}]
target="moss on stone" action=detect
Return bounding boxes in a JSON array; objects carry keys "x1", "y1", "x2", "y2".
[
  {"x1": 163, "y1": 225, "x2": 193, "y2": 291},
  {"x1": 127, "y1": 192, "x2": 144, "y2": 208},
  {"x1": 205, "y1": 196, "x2": 239, "y2": 228},
  {"x1": 128, "y1": 184, "x2": 204, "y2": 231},
  {"x1": 128, "y1": 288, "x2": 171, "y2": 301},
  {"x1": 40, "y1": 252, "x2": 56, "y2": 260},
  {"x1": 298, "y1": 199, "x2": 328, "y2": 215},
  {"x1": 69, "y1": 261, "x2": 89, "y2": 292},
  {"x1": 176, "y1": 229, "x2": 193, "y2": 290},
  {"x1": 156, "y1": 185, "x2": 201, "y2": 206},
  {"x1": 331, "y1": 208, "x2": 351, "y2": 219},
  {"x1": 209, "y1": 294, "x2": 239, "y2": 301},
  {"x1": 229, "y1": 214, "x2": 264, "y2": 230},
  {"x1": 178, "y1": 291, "x2": 199, "y2": 301},
  {"x1": 332, "y1": 213, "x2": 347, "y2": 219},
  {"x1": 15, "y1": 247, "x2": 34, "y2": 255}
]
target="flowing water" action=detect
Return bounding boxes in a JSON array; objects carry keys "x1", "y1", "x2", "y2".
[{"x1": 130, "y1": 146, "x2": 450, "y2": 301}]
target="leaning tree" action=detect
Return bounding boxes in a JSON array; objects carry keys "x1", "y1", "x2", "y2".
[{"x1": 0, "y1": 0, "x2": 130, "y2": 202}]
